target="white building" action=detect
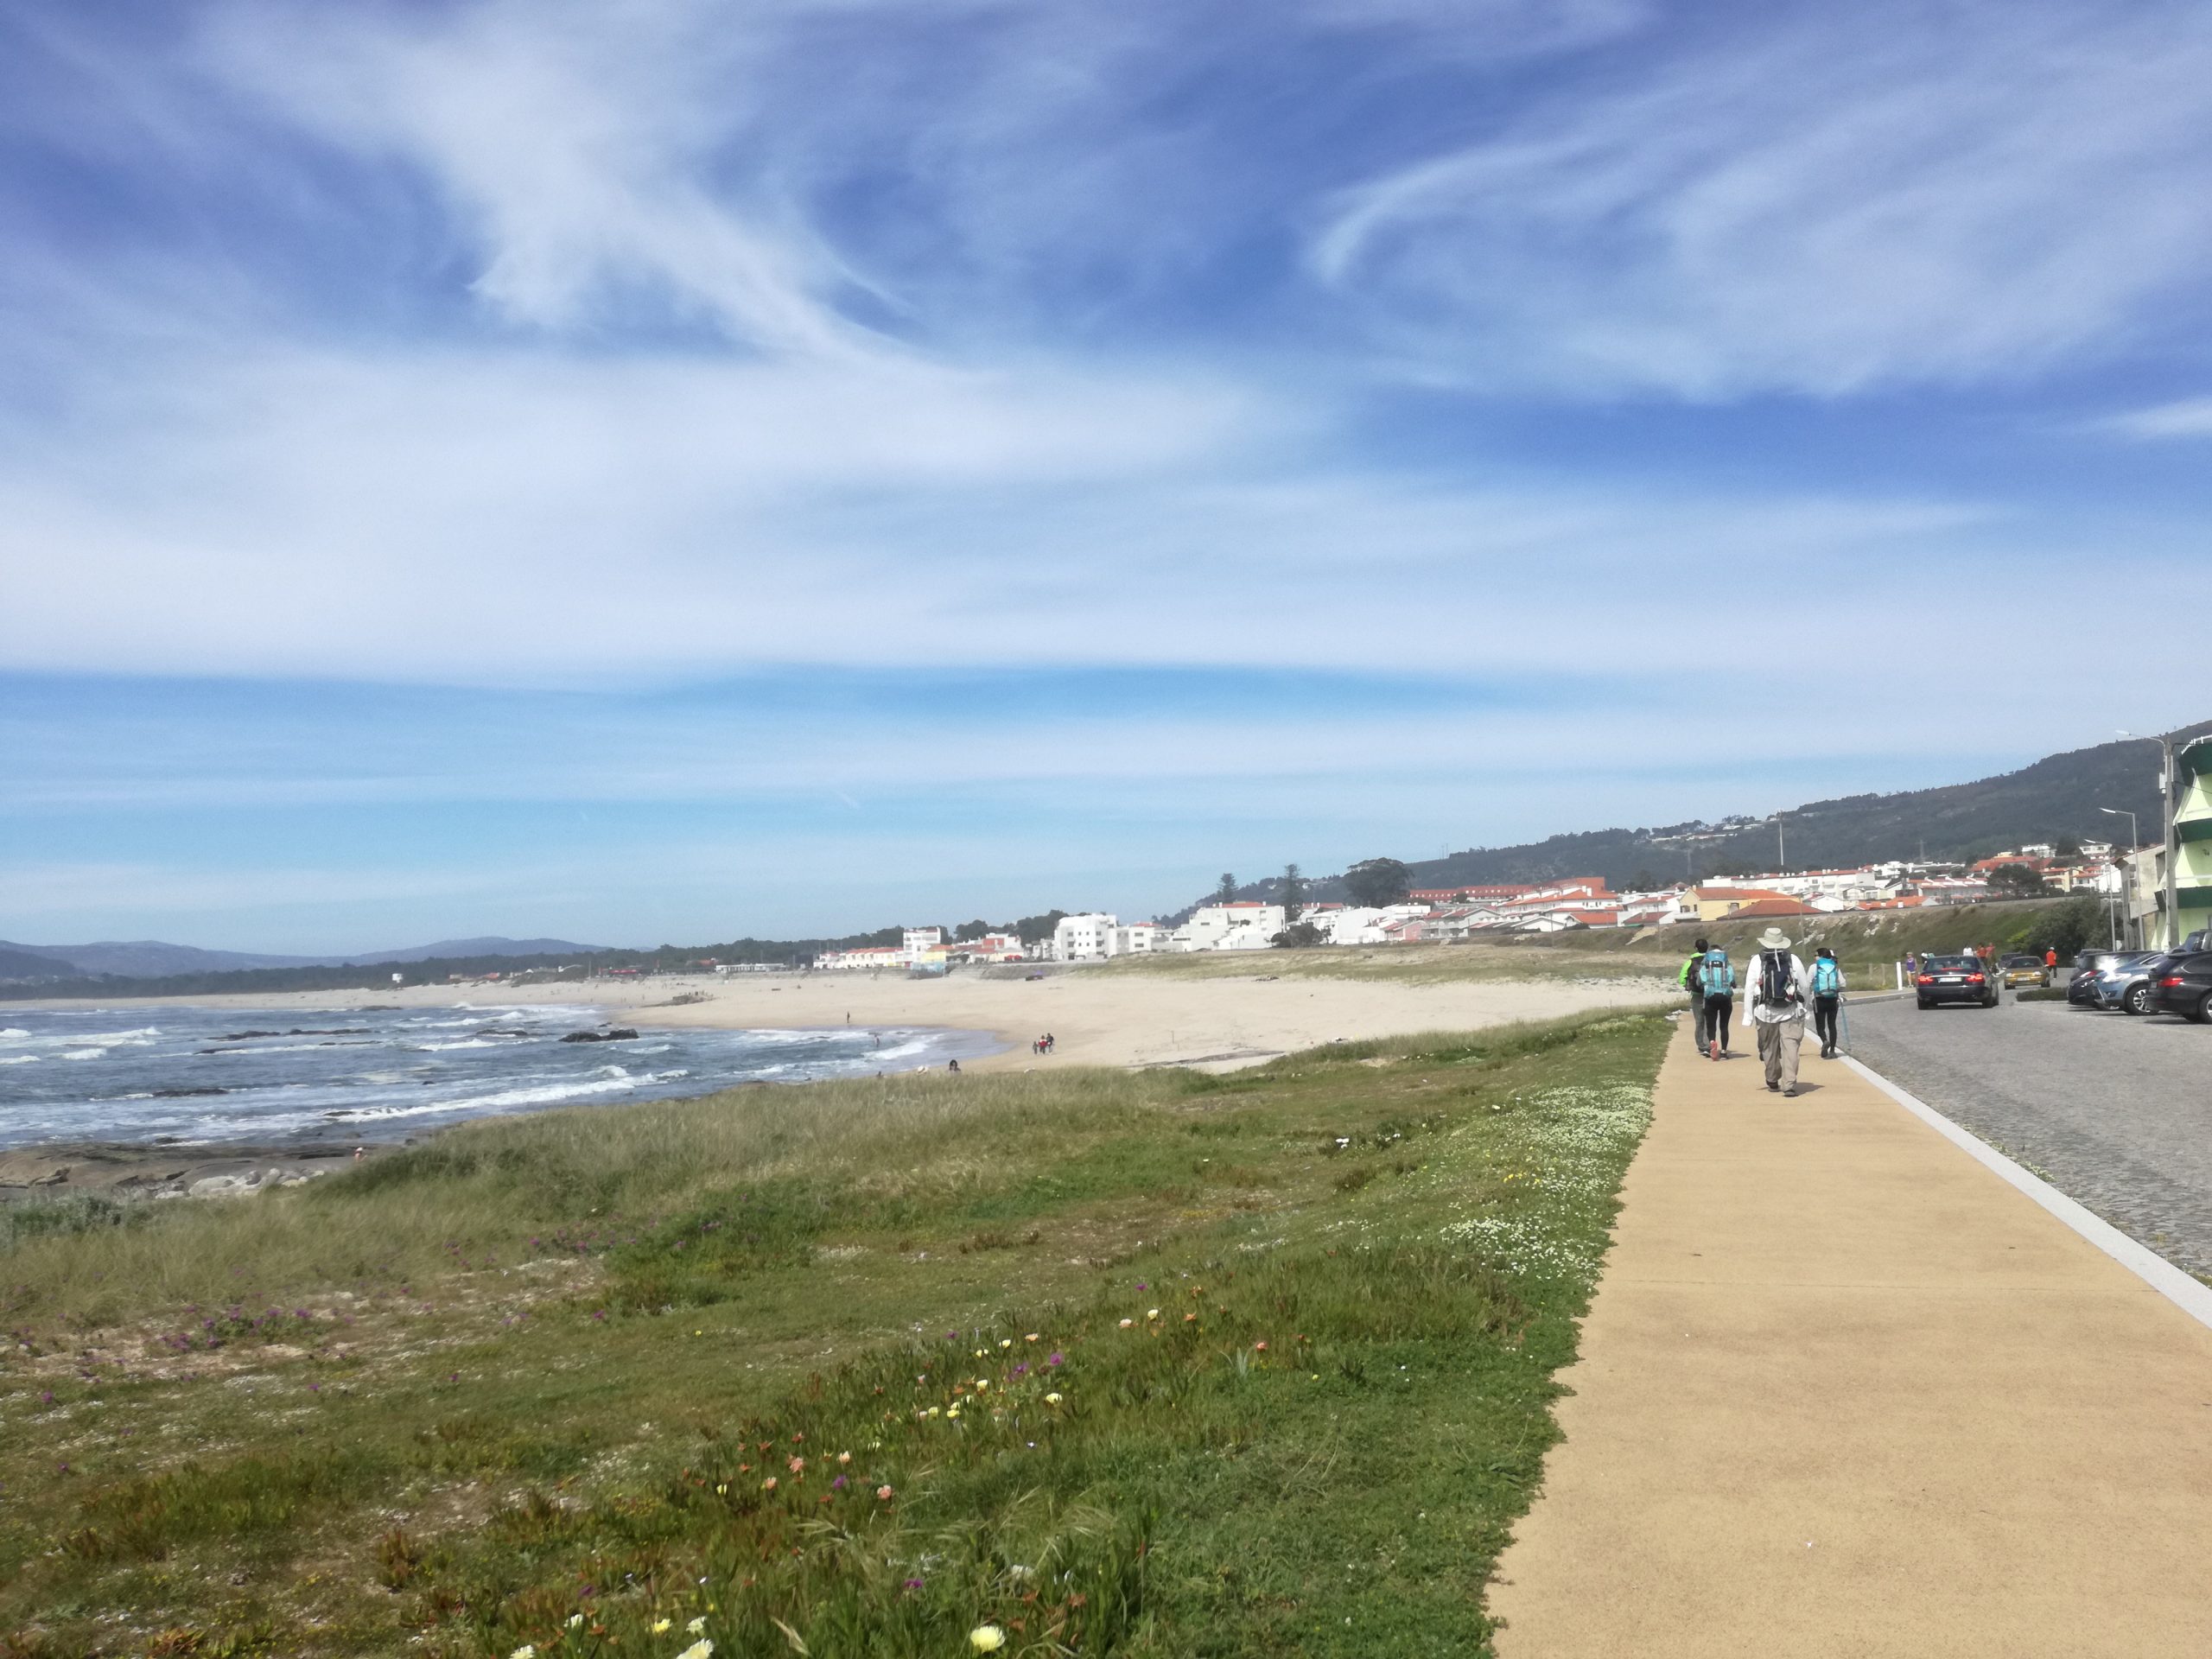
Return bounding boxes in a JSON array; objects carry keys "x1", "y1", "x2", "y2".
[
  {"x1": 1052, "y1": 912, "x2": 1119, "y2": 961},
  {"x1": 1110, "y1": 922, "x2": 1160, "y2": 957},
  {"x1": 1312, "y1": 905, "x2": 1426, "y2": 945},
  {"x1": 1166, "y1": 902, "x2": 1287, "y2": 952}
]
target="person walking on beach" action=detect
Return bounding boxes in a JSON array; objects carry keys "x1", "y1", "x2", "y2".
[
  {"x1": 1680, "y1": 938, "x2": 1711, "y2": 1048},
  {"x1": 1747, "y1": 926, "x2": 1813, "y2": 1096},
  {"x1": 1810, "y1": 946, "x2": 1846, "y2": 1058},
  {"x1": 1696, "y1": 940, "x2": 1736, "y2": 1060}
]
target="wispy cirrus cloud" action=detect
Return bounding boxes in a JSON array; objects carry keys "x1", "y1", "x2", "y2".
[
  {"x1": 1313, "y1": 0, "x2": 2212, "y2": 397},
  {"x1": 2097, "y1": 397, "x2": 2212, "y2": 441}
]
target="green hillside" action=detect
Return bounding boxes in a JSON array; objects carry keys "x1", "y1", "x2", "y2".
[{"x1": 1210, "y1": 720, "x2": 2205, "y2": 912}]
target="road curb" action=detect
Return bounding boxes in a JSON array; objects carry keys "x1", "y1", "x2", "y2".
[{"x1": 1840, "y1": 1054, "x2": 2212, "y2": 1334}]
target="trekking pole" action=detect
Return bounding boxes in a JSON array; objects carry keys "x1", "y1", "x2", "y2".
[{"x1": 1838, "y1": 997, "x2": 1851, "y2": 1057}]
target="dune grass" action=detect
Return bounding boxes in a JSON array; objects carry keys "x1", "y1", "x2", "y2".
[
  {"x1": 0, "y1": 1008, "x2": 1668, "y2": 1657},
  {"x1": 1089, "y1": 944, "x2": 1672, "y2": 986}
]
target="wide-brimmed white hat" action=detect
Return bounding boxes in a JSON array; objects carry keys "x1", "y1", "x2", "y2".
[{"x1": 1757, "y1": 926, "x2": 1792, "y2": 950}]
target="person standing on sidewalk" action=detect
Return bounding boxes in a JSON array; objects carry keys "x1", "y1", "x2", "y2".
[
  {"x1": 1697, "y1": 940, "x2": 1736, "y2": 1060},
  {"x1": 1681, "y1": 937, "x2": 1713, "y2": 1051},
  {"x1": 1746, "y1": 925, "x2": 1813, "y2": 1096},
  {"x1": 1810, "y1": 946, "x2": 1845, "y2": 1058}
]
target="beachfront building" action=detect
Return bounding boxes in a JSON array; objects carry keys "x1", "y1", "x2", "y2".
[
  {"x1": 1314, "y1": 903, "x2": 1429, "y2": 945},
  {"x1": 815, "y1": 945, "x2": 905, "y2": 971},
  {"x1": 1110, "y1": 922, "x2": 1160, "y2": 957},
  {"x1": 1165, "y1": 902, "x2": 1287, "y2": 952},
  {"x1": 1052, "y1": 912, "x2": 1120, "y2": 961},
  {"x1": 949, "y1": 932, "x2": 1027, "y2": 963}
]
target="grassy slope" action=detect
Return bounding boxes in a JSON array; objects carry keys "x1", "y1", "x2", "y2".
[{"x1": 0, "y1": 1009, "x2": 1667, "y2": 1659}]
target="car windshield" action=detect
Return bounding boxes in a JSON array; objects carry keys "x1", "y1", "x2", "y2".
[
  {"x1": 1925, "y1": 957, "x2": 1979, "y2": 970},
  {"x1": 2000, "y1": 956, "x2": 2036, "y2": 966}
]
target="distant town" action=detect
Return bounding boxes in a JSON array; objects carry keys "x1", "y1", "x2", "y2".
[{"x1": 789, "y1": 838, "x2": 2178, "y2": 972}]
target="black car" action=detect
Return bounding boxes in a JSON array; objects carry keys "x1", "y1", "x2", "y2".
[
  {"x1": 2148, "y1": 952, "x2": 2212, "y2": 1022},
  {"x1": 1916, "y1": 954, "x2": 1999, "y2": 1009}
]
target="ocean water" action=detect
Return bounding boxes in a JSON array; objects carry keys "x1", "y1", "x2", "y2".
[{"x1": 0, "y1": 1004, "x2": 997, "y2": 1150}]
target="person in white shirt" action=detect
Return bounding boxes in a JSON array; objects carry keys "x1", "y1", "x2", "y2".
[{"x1": 1745, "y1": 925, "x2": 1814, "y2": 1096}]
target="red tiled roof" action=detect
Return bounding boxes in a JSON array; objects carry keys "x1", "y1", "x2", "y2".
[{"x1": 1723, "y1": 898, "x2": 1821, "y2": 918}]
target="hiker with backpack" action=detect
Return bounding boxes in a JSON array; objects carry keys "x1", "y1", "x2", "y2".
[
  {"x1": 1695, "y1": 940, "x2": 1736, "y2": 1060},
  {"x1": 1810, "y1": 946, "x2": 1846, "y2": 1058},
  {"x1": 1681, "y1": 938, "x2": 1712, "y2": 1049},
  {"x1": 1746, "y1": 926, "x2": 1814, "y2": 1096}
]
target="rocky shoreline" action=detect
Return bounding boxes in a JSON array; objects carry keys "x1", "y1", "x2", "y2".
[{"x1": 0, "y1": 1137, "x2": 397, "y2": 1205}]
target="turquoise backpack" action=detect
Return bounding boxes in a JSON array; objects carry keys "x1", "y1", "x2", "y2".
[
  {"x1": 1812, "y1": 957, "x2": 1841, "y2": 996},
  {"x1": 1697, "y1": 949, "x2": 1732, "y2": 996}
]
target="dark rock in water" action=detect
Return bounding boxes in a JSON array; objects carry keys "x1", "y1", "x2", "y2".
[
  {"x1": 223, "y1": 1030, "x2": 283, "y2": 1040},
  {"x1": 560, "y1": 1028, "x2": 639, "y2": 1043},
  {"x1": 475, "y1": 1027, "x2": 537, "y2": 1038},
  {"x1": 289, "y1": 1027, "x2": 370, "y2": 1036},
  {"x1": 152, "y1": 1087, "x2": 229, "y2": 1098}
]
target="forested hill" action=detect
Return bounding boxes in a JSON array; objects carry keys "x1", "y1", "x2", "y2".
[{"x1": 1217, "y1": 719, "x2": 2208, "y2": 909}]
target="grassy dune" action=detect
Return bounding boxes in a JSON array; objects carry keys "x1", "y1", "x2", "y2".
[
  {"x1": 1090, "y1": 944, "x2": 1672, "y2": 986},
  {"x1": 0, "y1": 1008, "x2": 1669, "y2": 1657},
  {"x1": 1096, "y1": 894, "x2": 2095, "y2": 995}
]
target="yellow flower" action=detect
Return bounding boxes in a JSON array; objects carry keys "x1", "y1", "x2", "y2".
[
  {"x1": 998, "y1": 1338, "x2": 1013, "y2": 1349},
  {"x1": 975, "y1": 1378, "x2": 989, "y2": 1391},
  {"x1": 677, "y1": 1642, "x2": 714, "y2": 1659},
  {"x1": 567, "y1": 1614, "x2": 584, "y2": 1628},
  {"x1": 652, "y1": 1618, "x2": 672, "y2": 1633},
  {"x1": 688, "y1": 1615, "x2": 708, "y2": 1634},
  {"x1": 1147, "y1": 1308, "x2": 1160, "y2": 1320},
  {"x1": 1118, "y1": 1318, "x2": 1134, "y2": 1329},
  {"x1": 969, "y1": 1624, "x2": 1007, "y2": 1652},
  {"x1": 1045, "y1": 1391, "x2": 1063, "y2": 1406},
  {"x1": 510, "y1": 1647, "x2": 536, "y2": 1659}
]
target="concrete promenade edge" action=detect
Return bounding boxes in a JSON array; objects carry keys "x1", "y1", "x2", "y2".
[{"x1": 1488, "y1": 1013, "x2": 2212, "y2": 1657}]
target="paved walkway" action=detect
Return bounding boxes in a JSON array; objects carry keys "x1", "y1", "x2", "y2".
[{"x1": 1490, "y1": 1014, "x2": 2212, "y2": 1657}]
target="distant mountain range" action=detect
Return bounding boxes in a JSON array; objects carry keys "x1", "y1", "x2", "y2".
[
  {"x1": 1210, "y1": 718, "x2": 2210, "y2": 912},
  {"x1": 0, "y1": 936, "x2": 613, "y2": 983}
]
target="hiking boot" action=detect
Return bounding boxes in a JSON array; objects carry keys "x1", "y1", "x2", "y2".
[
  {"x1": 1783, "y1": 1088, "x2": 1798, "y2": 1098},
  {"x1": 1766, "y1": 1081, "x2": 1780, "y2": 1092}
]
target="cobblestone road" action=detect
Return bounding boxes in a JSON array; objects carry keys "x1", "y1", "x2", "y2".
[{"x1": 1847, "y1": 992, "x2": 2212, "y2": 1279}]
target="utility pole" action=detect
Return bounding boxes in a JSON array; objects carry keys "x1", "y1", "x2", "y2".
[
  {"x1": 2098, "y1": 806, "x2": 2139, "y2": 949},
  {"x1": 1776, "y1": 811, "x2": 1786, "y2": 873}
]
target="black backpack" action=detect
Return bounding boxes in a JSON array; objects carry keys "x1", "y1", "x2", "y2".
[{"x1": 1759, "y1": 950, "x2": 1800, "y2": 1007}]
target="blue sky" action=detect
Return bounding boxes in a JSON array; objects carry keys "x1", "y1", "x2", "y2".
[{"x1": 3, "y1": 0, "x2": 2209, "y2": 951}]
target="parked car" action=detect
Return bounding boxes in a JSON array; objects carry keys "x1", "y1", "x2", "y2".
[
  {"x1": 1997, "y1": 952, "x2": 2049, "y2": 988},
  {"x1": 1916, "y1": 954, "x2": 1999, "y2": 1009},
  {"x1": 2068, "y1": 950, "x2": 2165, "y2": 1014},
  {"x1": 2147, "y1": 952, "x2": 2212, "y2": 1022}
]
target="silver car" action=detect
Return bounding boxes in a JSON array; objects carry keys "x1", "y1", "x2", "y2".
[{"x1": 2068, "y1": 950, "x2": 2165, "y2": 1015}]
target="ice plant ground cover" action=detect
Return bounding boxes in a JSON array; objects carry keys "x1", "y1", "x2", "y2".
[{"x1": 0, "y1": 1007, "x2": 1666, "y2": 1656}]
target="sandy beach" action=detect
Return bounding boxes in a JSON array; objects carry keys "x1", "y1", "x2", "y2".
[{"x1": 15, "y1": 963, "x2": 1671, "y2": 1072}]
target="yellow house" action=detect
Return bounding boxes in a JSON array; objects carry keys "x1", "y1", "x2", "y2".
[{"x1": 1681, "y1": 886, "x2": 1798, "y2": 924}]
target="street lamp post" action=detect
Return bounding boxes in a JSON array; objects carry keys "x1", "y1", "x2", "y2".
[{"x1": 2099, "y1": 807, "x2": 2139, "y2": 948}]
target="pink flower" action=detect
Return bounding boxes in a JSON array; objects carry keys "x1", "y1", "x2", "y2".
[{"x1": 876, "y1": 1484, "x2": 894, "y2": 1501}]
